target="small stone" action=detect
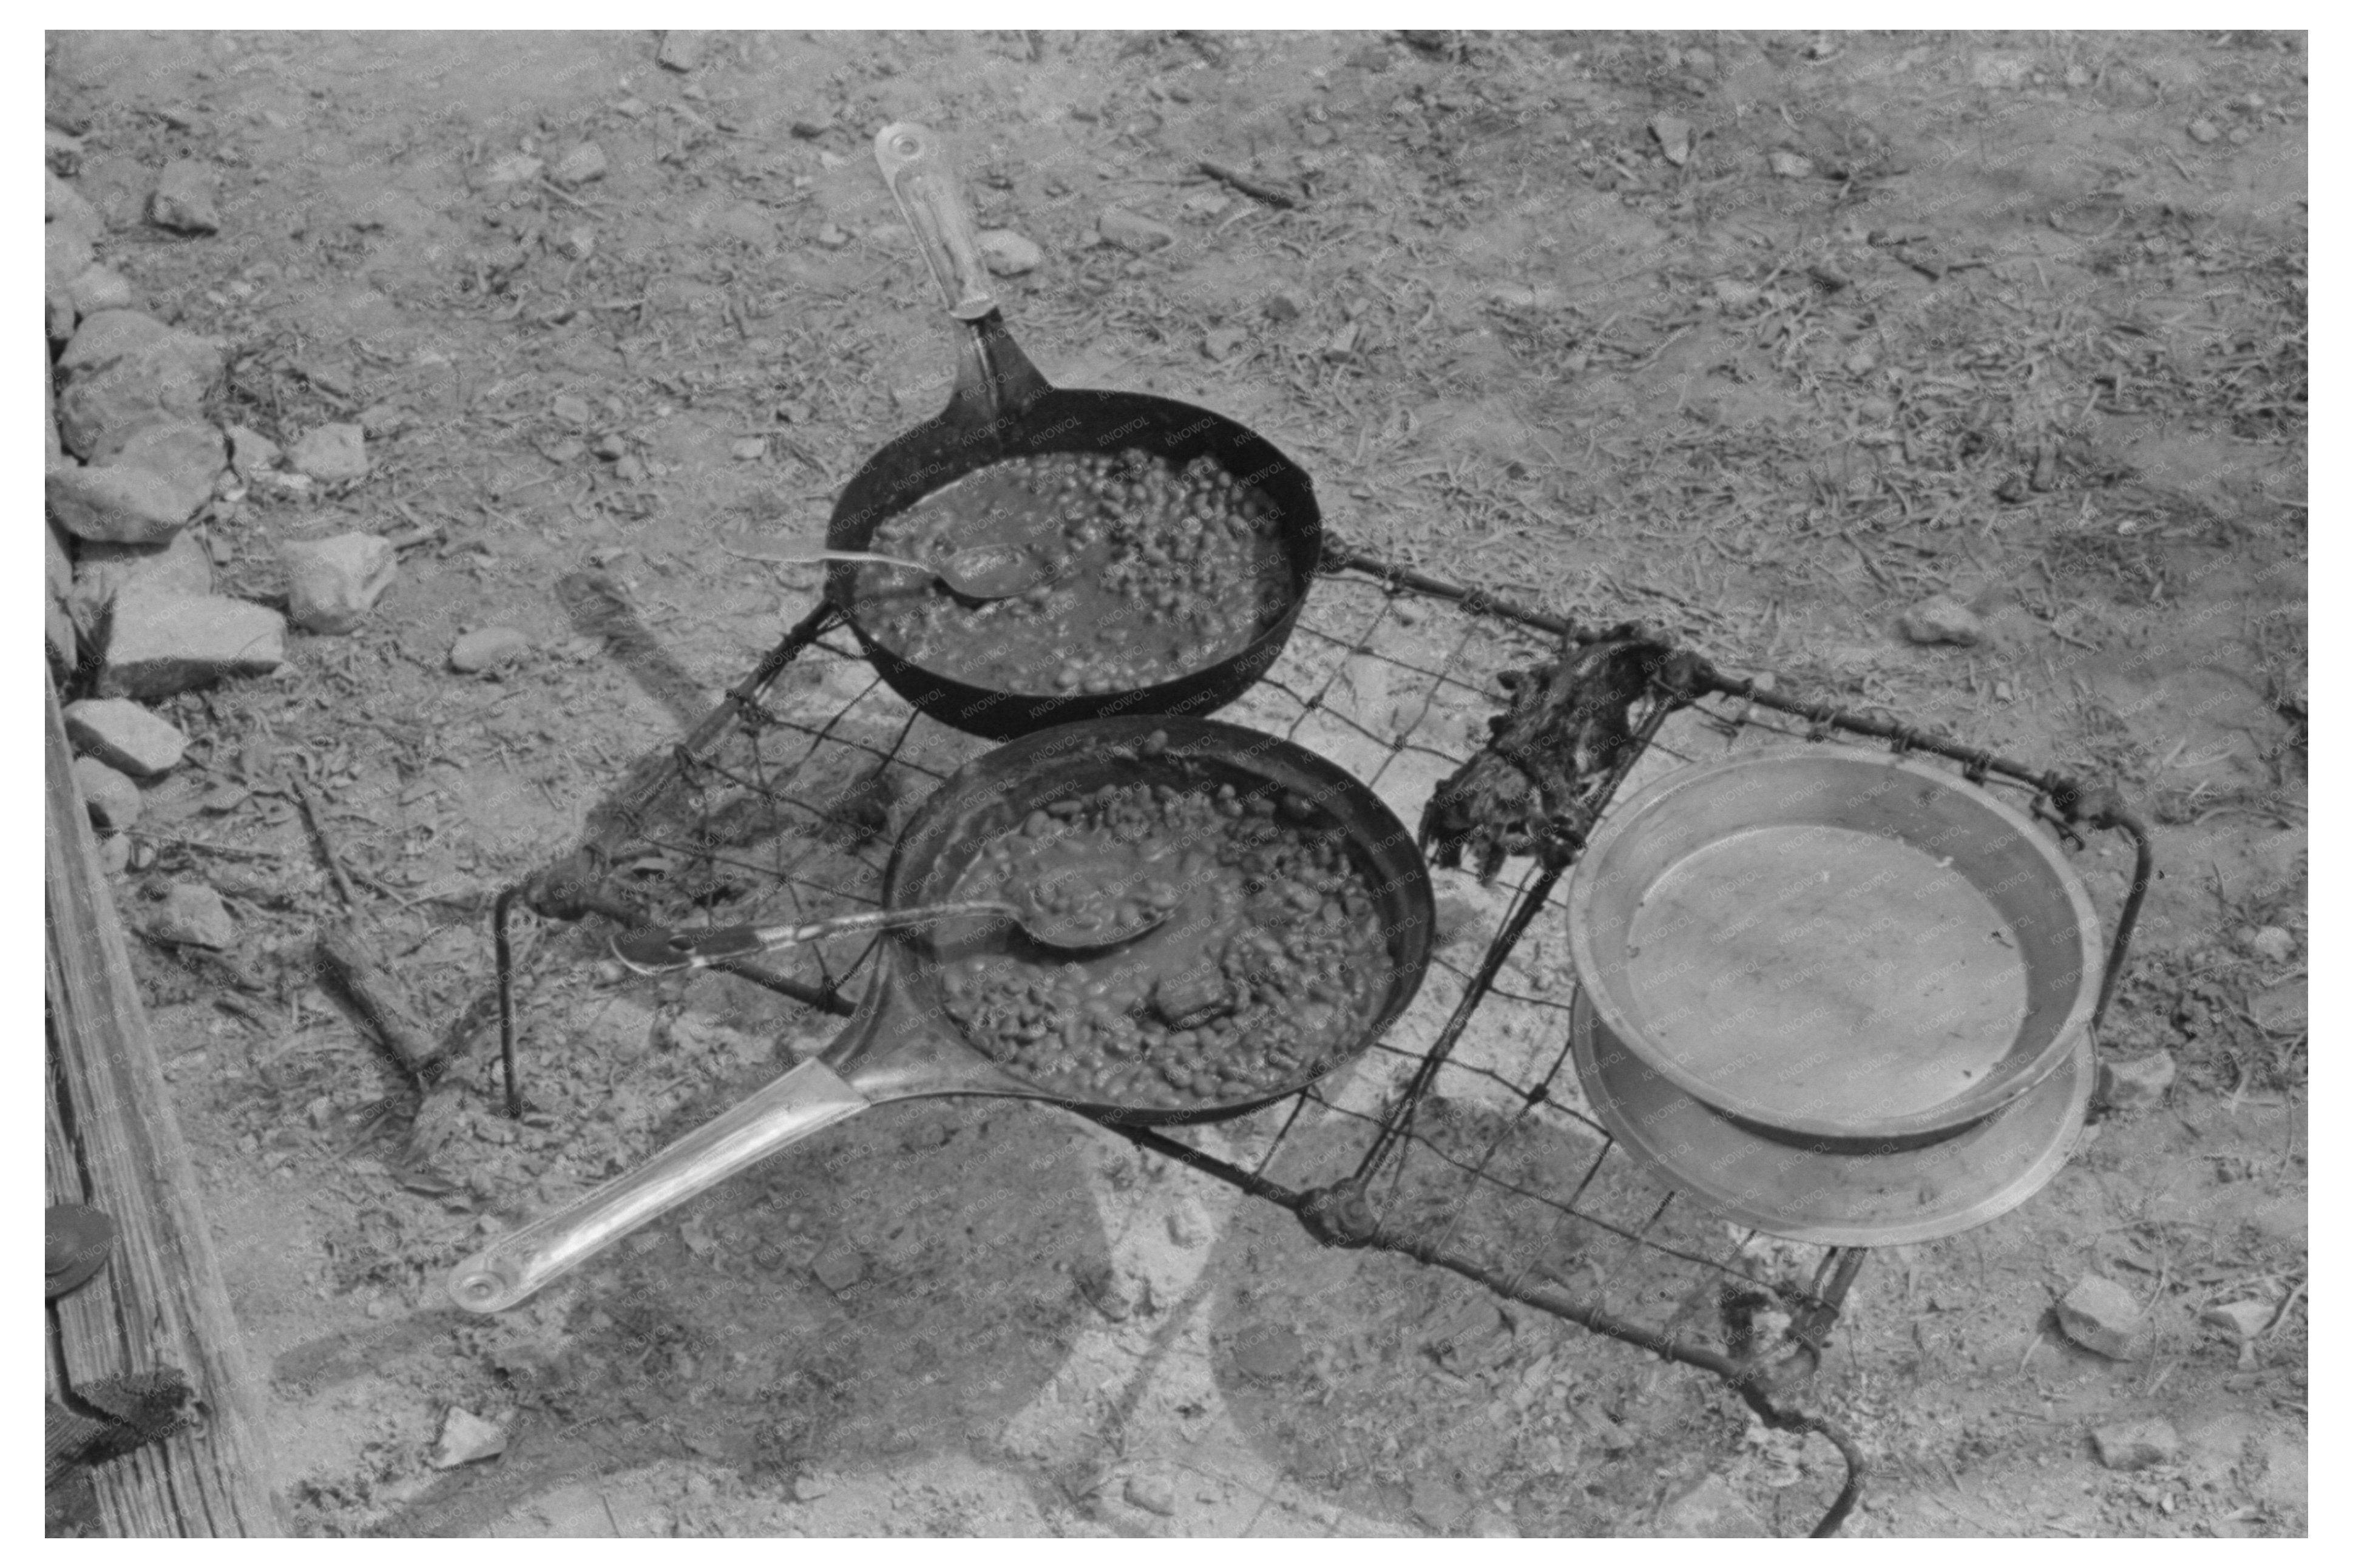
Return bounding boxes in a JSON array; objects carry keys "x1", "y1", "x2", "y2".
[
  {"x1": 73, "y1": 756, "x2": 142, "y2": 831},
  {"x1": 2202, "y1": 1300, "x2": 2273, "y2": 1339},
  {"x1": 810, "y1": 1239, "x2": 865, "y2": 1293},
  {"x1": 65, "y1": 698, "x2": 188, "y2": 777},
  {"x1": 729, "y1": 436, "x2": 768, "y2": 462},
  {"x1": 47, "y1": 464, "x2": 198, "y2": 546},
  {"x1": 1656, "y1": 1473, "x2": 1764, "y2": 1537},
  {"x1": 67, "y1": 263, "x2": 137, "y2": 317},
  {"x1": 2247, "y1": 925, "x2": 2295, "y2": 963},
  {"x1": 657, "y1": 30, "x2": 708, "y2": 71},
  {"x1": 357, "y1": 402, "x2": 409, "y2": 439},
  {"x1": 2250, "y1": 977, "x2": 2306, "y2": 1035},
  {"x1": 791, "y1": 1473, "x2": 833, "y2": 1503},
  {"x1": 287, "y1": 423, "x2": 368, "y2": 482},
  {"x1": 1469, "y1": 1505, "x2": 1518, "y2": 1538},
  {"x1": 2091, "y1": 1417, "x2": 2180, "y2": 1472},
  {"x1": 815, "y1": 222, "x2": 850, "y2": 249},
  {"x1": 1264, "y1": 292, "x2": 1303, "y2": 322},
  {"x1": 976, "y1": 228, "x2": 1043, "y2": 276},
  {"x1": 1123, "y1": 1473, "x2": 1176, "y2": 1516},
  {"x1": 552, "y1": 141, "x2": 608, "y2": 186},
  {"x1": 147, "y1": 159, "x2": 222, "y2": 234},
  {"x1": 281, "y1": 532, "x2": 398, "y2": 634},
  {"x1": 2065, "y1": 64, "x2": 2094, "y2": 89},
  {"x1": 1203, "y1": 325, "x2": 1247, "y2": 361},
  {"x1": 149, "y1": 880, "x2": 234, "y2": 948},
  {"x1": 1166, "y1": 1208, "x2": 1206, "y2": 1247},
  {"x1": 225, "y1": 424, "x2": 280, "y2": 478},
  {"x1": 2056, "y1": 1272, "x2": 2141, "y2": 1360},
  {"x1": 2096, "y1": 1050, "x2": 2176, "y2": 1113},
  {"x1": 449, "y1": 625, "x2": 531, "y2": 674},
  {"x1": 431, "y1": 1407, "x2": 509, "y2": 1469},
  {"x1": 99, "y1": 591, "x2": 285, "y2": 698},
  {"x1": 1098, "y1": 206, "x2": 1177, "y2": 252},
  {"x1": 1900, "y1": 595, "x2": 1985, "y2": 647},
  {"x1": 1767, "y1": 149, "x2": 1817, "y2": 180},
  {"x1": 552, "y1": 393, "x2": 594, "y2": 427},
  {"x1": 1650, "y1": 114, "x2": 1693, "y2": 166},
  {"x1": 2187, "y1": 118, "x2": 2221, "y2": 145},
  {"x1": 1321, "y1": 321, "x2": 1361, "y2": 362},
  {"x1": 561, "y1": 226, "x2": 595, "y2": 261},
  {"x1": 479, "y1": 152, "x2": 544, "y2": 189},
  {"x1": 97, "y1": 833, "x2": 132, "y2": 876}
]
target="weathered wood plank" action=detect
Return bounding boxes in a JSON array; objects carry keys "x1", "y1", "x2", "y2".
[{"x1": 44, "y1": 677, "x2": 284, "y2": 1536}]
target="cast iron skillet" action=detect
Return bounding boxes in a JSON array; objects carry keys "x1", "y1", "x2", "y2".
[
  {"x1": 824, "y1": 124, "x2": 1324, "y2": 740},
  {"x1": 448, "y1": 717, "x2": 1434, "y2": 1313}
]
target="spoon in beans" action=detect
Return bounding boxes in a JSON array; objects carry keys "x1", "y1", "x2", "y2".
[
  {"x1": 609, "y1": 896, "x2": 1173, "y2": 975},
  {"x1": 722, "y1": 542, "x2": 1051, "y2": 603}
]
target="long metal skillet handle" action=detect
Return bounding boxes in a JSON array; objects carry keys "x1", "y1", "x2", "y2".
[{"x1": 445, "y1": 1059, "x2": 870, "y2": 1313}]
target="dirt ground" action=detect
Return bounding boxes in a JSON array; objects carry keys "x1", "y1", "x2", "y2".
[{"x1": 46, "y1": 29, "x2": 2306, "y2": 1538}]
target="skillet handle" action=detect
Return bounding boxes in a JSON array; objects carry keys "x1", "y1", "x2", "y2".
[
  {"x1": 445, "y1": 1059, "x2": 870, "y2": 1313},
  {"x1": 875, "y1": 122, "x2": 998, "y2": 323}
]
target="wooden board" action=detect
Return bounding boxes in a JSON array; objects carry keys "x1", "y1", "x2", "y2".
[{"x1": 44, "y1": 677, "x2": 284, "y2": 1536}]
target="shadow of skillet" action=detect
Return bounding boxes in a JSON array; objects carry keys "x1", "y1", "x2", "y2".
[
  {"x1": 380, "y1": 1090, "x2": 1111, "y2": 1536},
  {"x1": 1200, "y1": 1094, "x2": 1769, "y2": 1537}
]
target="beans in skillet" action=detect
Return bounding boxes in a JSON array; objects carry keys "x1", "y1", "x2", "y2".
[
  {"x1": 856, "y1": 448, "x2": 1293, "y2": 695},
  {"x1": 938, "y1": 778, "x2": 1391, "y2": 1109}
]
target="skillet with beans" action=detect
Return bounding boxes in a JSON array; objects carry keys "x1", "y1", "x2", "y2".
[
  {"x1": 856, "y1": 448, "x2": 1294, "y2": 696},
  {"x1": 936, "y1": 777, "x2": 1391, "y2": 1109}
]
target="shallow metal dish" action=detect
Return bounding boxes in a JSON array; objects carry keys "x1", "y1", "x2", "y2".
[
  {"x1": 1571, "y1": 992, "x2": 2092, "y2": 1246},
  {"x1": 1565, "y1": 748, "x2": 2102, "y2": 1144}
]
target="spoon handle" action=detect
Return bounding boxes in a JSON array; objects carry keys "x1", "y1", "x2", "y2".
[
  {"x1": 874, "y1": 121, "x2": 997, "y2": 323},
  {"x1": 720, "y1": 547, "x2": 932, "y2": 574},
  {"x1": 609, "y1": 902, "x2": 1016, "y2": 974}
]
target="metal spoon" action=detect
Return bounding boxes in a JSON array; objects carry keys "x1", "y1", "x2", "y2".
[
  {"x1": 736, "y1": 543, "x2": 1051, "y2": 601},
  {"x1": 609, "y1": 896, "x2": 1173, "y2": 975}
]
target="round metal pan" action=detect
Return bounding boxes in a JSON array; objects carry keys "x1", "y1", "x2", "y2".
[
  {"x1": 824, "y1": 124, "x2": 1323, "y2": 740},
  {"x1": 1572, "y1": 991, "x2": 2092, "y2": 1246},
  {"x1": 1566, "y1": 748, "x2": 2103, "y2": 1146},
  {"x1": 448, "y1": 717, "x2": 1434, "y2": 1313}
]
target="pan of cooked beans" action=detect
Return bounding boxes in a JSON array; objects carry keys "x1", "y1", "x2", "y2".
[
  {"x1": 447, "y1": 718, "x2": 1433, "y2": 1314},
  {"x1": 816, "y1": 122, "x2": 1322, "y2": 740}
]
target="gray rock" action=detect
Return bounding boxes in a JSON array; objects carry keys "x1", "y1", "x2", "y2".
[
  {"x1": 2187, "y1": 118, "x2": 2221, "y2": 145},
  {"x1": 658, "y1": 30, "x2": 708, "y2": 70},
  {"x1": 73, "y1": 530, "x2": 216, "y2": 640},
  {"x1": 814, "y1": 222, "x2": 850, "y2": 249},
  {"x1": 57, "y1": 309, "x2": 224, "y2": 461},
  {"x1": 46, "y1": 170, "x2": 104, "y2": 244},
  {"x1": 1202, "y1": 325, "x2": 1247, "y2": 361},
  {"x1": 98, "y1": 590, "x2": 286, "y2": 699},
  {"x1": 1900, "y1": 594, "x2": 1985, "y2": 647},
  {"x1": 449, "y1": 625, "x2": 530, "y2": 674},
  {"x1": 431, "y1": 1407, "x2": 509, "y2": 1469},
  {"x1": 1768, "y1": 149, "x2": 1817, "y2": 180},
  {"x1": 47, "y1": 223, "x2": 95, "y2": 292},
  {"x1": 72, "y1": 755, "x2": 142, "y2": 831},
  {"x1": 478, "y1": 152, "x2": 544, "y2": 189},
  {"x1": 1098, "y1": 206, "x2": 1176, "y2": 252},
  {"x1": 288, "y1": 422, "x2": 369, "y2": 482},
  {"x1": 1650, "y1": 114, "x2": 1693, "y2": 166},
  {"x1": 552, "y1": 141, "x2": 609, "y2": 186},
  {"x1": 1469, "y1": 1505, "x2": 1518, "y2": 1538},
  {"x1": 1409, "y1": 1474, "x2": 1474, "y2": 1533},
  {"x1": 282, "y1": 532, "x2": 398, "y2": 634},
  {"x1": 1263, "y1": 292, "x2": 1303, "y2": 322},
  {"x1": 147, "y1": 160, "x2": 222, "y2": 235},
  {"x1": 2091, "y1": 1417, "x2": 2180, "y2": 1471},
  {"x1": 67, "y1": 262, "x2": 137, "y2": 317},
  {"x1": 976, "y1": 228, "x2": 1043, "y2": 276},
  {"x1": 48, "y1": 601, "x2": 78, "y2": 675},
  {"x1": 2096, "y1": 1050, "x2": 2176, "y2": 1113},
  {"x1": 49, "y1": 288, "x2": 78, "y2": 345},
  {"x1": 98, "y1": 832, "x2": 132, "y2": 876},
  {"x1": 65, "y1": 698, "x2": 188, "y2": 778},
  {"x1": 810, "y1": 1239, "x2": 865, "y2": 1293},
  {"x1": 225, "y1": 424, "x2": 280, "y2": 479},
  {"x1": 2056, "y1": 1272, "x2": 2141, "y2": 1360},
  {"x1": 2248, "y1": 925, "x2": 2295, "y2": 963},
  {"x1": 1123, "y1": 1473, "x2": 1177, "y2": 1516},
  {"x1": 1656, "y1": 1473, "x2": 1763, "y2": 1537},
  {"x1": 104, "y1": 417, "x2": 228, "y2": 519},
  {"x1": 47, "y1": 463, "x2": 198, "y2": 544},
  {"x1": 2250, "y1": 976, "x2": 2306, "y2": 1035}
]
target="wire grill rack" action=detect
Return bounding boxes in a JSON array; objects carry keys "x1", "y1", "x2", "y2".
[{"x1": 489, "y1": 546, "x2": 2151, "y2": 1538}]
